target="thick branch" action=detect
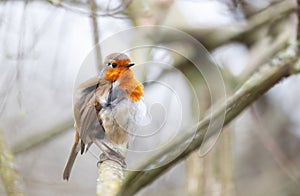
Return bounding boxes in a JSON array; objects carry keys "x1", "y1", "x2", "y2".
[
  {"x1": 292, "y1": 57, "x2": 300, "y2": 73},
  {"x1": 118, "y1": 44, "x2": 299, "y2": 196},
  {"x1": 97, "y1": 160, "x2": 125, "y2": 196},
  {"x1": 0, "y1": 129, "x2": 25, "y2": 196}
]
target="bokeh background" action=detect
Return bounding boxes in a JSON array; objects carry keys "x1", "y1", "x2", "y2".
[{"x1": 0, "y1": 0, "x2": 300, "y2": 195}]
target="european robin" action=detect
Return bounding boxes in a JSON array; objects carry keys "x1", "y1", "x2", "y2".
[{"x1": 63, "y1": 53, "x2": 145, "y2": 180}]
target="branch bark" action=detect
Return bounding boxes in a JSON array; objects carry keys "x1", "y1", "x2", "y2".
[
  {"x1": 97, "y1": 160, "x2": 125, "y2": 196},
  {"x1": 118, "y1": 43, "x2": 299, "y2": 196},
  {"x1": 0, "y1": 129, "x2": 25, "y2": 196}
]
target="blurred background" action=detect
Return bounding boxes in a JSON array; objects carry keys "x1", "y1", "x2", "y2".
[{"x1": 0, "y1": 0, "x2": 300, "y2": 195}]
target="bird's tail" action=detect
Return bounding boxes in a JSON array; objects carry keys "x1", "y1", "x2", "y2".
[{"x1": 63, "y1": 131, "x2": 80, "y2": 181}]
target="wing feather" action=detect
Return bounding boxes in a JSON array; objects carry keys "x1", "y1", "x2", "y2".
[{"x1": 73, "y1": 77, "x2": 111, "y2": 153}]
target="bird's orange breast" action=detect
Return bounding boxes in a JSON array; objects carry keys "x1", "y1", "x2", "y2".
[{"x1": 118, "y1": 69, "x2": 144, "y2": 102}]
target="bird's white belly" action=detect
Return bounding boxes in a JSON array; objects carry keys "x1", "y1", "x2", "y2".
[{"x1": 100, "y1": 96, "x2": 145, "y2": 145}]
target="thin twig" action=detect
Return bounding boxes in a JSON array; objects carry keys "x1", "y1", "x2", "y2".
[
  {"x1": 47, "y1": 0, "x2": 130, "y2": 19},
  {"x1": 88, "y1": 0, "x2": 102, "y2": 71}
]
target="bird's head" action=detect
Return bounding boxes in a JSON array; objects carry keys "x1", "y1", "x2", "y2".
[{"x1": 101, "y1": 53, "x2": 135, "y2": 82}]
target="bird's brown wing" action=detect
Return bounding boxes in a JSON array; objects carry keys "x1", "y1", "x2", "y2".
[
  {"x1": 79, "y1": 93, "x2": 98, "y2": 153},
  {"x1": 74, "y1": 77, "x2": 99, "y2": 129},
  {"x1": 74, "y1": 77, "x2": 112, "y2": 154},
  {"x1": 74, "y1": 77, "x2": 100, "y2": 154}
]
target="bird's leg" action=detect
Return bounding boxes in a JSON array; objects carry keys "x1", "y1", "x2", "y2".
[
  {"x1": 93, "y1": 140, "x2": 126, "y2": 168},
  {"x1": 101, "y1": 141, "x2": 127, "y2": 168},
  {"x1": 101, "y1": 141, "x2": 125, "y2": 160},
  {"x1": 93, "y1": 141, "x2": 111, "y2": 165}
]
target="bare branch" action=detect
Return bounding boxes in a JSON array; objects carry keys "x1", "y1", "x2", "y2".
[
  {"x1": 46, "y1": 0, "x2": 131, "y2": 18},
  {"x1": 12, "y1": 117, "x2": 74, "y2": 154},
  {"x1": 97, "y1": 160, "x2": 125, "y2": 196},
  {"x1": 88, "y1": 0, "x2": 102, "y2": 71},
  {"x1": 155, "y1": 0, "x2": 296, "y2": 50}
]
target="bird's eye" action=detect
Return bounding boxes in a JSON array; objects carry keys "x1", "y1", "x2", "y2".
[{"x1": 112, "y1": 63, "x2": 117, "y2": 68}]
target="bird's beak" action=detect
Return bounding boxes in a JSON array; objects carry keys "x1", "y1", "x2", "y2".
[{"x1": 126, "y1": 62, "x2": 135, "y2": 67}]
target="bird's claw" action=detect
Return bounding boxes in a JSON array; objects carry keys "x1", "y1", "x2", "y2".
[{"x1": 97, "y1": 152, "x2": 127, "y2": 168}]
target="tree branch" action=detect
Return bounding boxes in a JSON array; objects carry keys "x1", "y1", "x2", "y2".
[
  {"x1": 12, "y1": 118, "x2": 74, "y2": 154},
  {"x1": 118, "y1": 43, "x2": 299, "y2": 196},
  {"x1": 291, "y1": 57, "x2": 300, "y2": 73},
  {"x1": 97, "y1": 160, "x2": 125, "y2": 196},
  {"x1": 88, "y1": 0, "x2": 102, "y2": 71},
  {"x1": 0, "y1": 128, "x2": 25, "y2": 196}
]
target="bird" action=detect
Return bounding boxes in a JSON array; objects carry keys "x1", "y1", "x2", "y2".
[{"x1": 63, "y1": 53, "x2": 145, "y2": 181}]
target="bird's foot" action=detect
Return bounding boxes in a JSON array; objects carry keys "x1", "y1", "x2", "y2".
[{"x1": 97, "y1": 152, "x2": 127, "y2": 168}]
